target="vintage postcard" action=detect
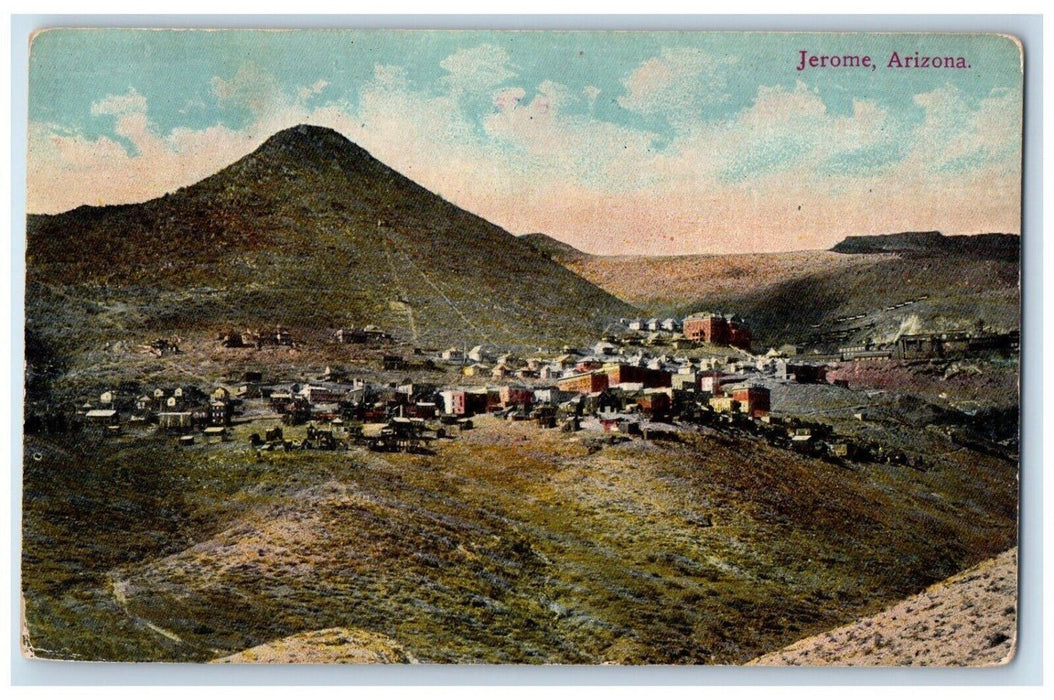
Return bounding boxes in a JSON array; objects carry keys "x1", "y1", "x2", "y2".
[{"x1": 22, "y1": 29, "x2": 1022, "y2": 666}]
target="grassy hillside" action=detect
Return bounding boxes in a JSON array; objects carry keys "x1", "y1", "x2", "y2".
[
  {"x1": 26, "y1": 125, "x2": 635, "y2": 351},
  {"x1": 23, "y1": 415, "x2": 1016, "y2": 664}
]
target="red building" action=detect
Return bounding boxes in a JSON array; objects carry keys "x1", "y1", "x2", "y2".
[
  {"x1": 683, "y1": 314, "x2": 752, "y2": 351},
  {"x1": 602, "y1": 363, "x2": 672, "y2": 389},
  {"x1": 731, "y1": 385, "x2": 771, "y2": 418},
  {"x1": 556, "y1": 372, "x2": 610, "y2": 395},
  {"x1": 499, "y1": 386, "x2": 534, "y2": 408},
  {"x1": 728, "y1": 324, "x2": 753, "y2": 351},
  {"x1": 442, "y1": 390, "x2": 490, "y2": 416},
  {"x1": 635, "y1": 392, "x2": 671, "y2": 420}
]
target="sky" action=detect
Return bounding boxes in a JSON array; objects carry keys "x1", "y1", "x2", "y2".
[{"x1": 27, "y1": 29, "x2": 1023, "y2": 255}]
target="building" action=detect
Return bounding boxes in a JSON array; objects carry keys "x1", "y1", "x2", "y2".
[
  {"x1": 575, "y1": 359, "x2": 604, "y2": 373},
  {"x1": 730, "y1": 385, "x2": 771, "y2": 418},
  {"x1": 602, "y1": 362, "x2": 671, "y2": 389},
  {"x1": 552, "y1": 354, "x2": 577, "y2": 370},
  {"x1": 499, "y1": 386, "x2": 534, "y2": 408},
  {"x1": 787, "y1": 363, "x2": 827, "y2": 384},
  {"x1": 440, "y1": 390, "x2": 466, "y2": 416},
  {"x1": 441, "y1": 347, "x2": 465, "y2": 362},
  {"x1": 671, "y1": 373, "x2": 700, "y2": 392},
  {"x1": 533, "y1": 388, "x2": 573, "y2": 406},
  {"x1": 555, "y1": 372, "x2": 610, "y2": 395},
  {"x1": 660, "y1": 318, "x2": 681, "y2": 332},
  {"x1": 84, "y1": 408, "x2": 118, "y2": 425},
  {"x1": 299, "y1": 385, "x2": 347, "y2": 404},
  {"x1": 203, "y1": 426, "x2": 228, "y2": 444},
  {"x1": 682, "y1": 313, "x2": 753, "y2": 351},
  {"x1": 158, "y1": 411, "x2": 193, "y2": 432},
  {"x1": 894, "y1": 330, "x2": 1018, "y2": 360},
  {"x1": 467, "y1": 345, "x2": 492, "y2": 363},
  {"x1": 636, "y1": 391, "x2": 671, "y2": 420},
  {"x1": 538, "y1": 365, "x2": 561, "y2": 380},
  {"x1": 210, "y1": 401, "x2": 233, "y2": 426},
  {"x1": 440, "y1": 389, "x2": 489, "y2": 417},
  {"x1": 699, "y1": 371, "x2": 738, "y2": 396},
  {"x1": 708, "y1": 396, "x2": 737, "y2": 414}
]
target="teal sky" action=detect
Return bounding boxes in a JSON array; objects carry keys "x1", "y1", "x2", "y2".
[{"x1": 27, "y1": 29, "x2": 1023, "y2": 254}]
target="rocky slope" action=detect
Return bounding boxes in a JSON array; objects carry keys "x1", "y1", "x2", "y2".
[{"x1": 746, "y1": 548, "x2": 1017, "y2": 666}]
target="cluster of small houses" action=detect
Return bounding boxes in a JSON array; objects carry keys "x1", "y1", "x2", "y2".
[
  {"x1": 60, "y1": 350, "x2": 909, "y2": 464},
  {"x1": 37, "y1": 308, "x2": 1015, "y2": 465},
  {"x1": 75, "y1": 383, "x2": 244, "y2": 445},
  {"x1": 44, "y1": 313, "x2": 808, "y2": 445},
  {"x1": 61, "y1": 314, "x2": 872, "y2": 460}
]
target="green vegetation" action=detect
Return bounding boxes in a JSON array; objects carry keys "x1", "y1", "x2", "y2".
[{"x1": 23, "y1": 415, "x2": 1016, "y2": 664}]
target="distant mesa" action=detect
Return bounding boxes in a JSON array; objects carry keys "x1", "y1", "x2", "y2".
[{"x1": 831, "y1": 230, "x2": 1020, "y2": 258}]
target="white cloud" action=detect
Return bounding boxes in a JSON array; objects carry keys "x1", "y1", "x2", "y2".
[
  {"x1": 440, "y1": 44, "x2": 515, "y2": 95},
  {"x1": 297, "y1": 79, "x2": 330, "y2": 102},
  {"x1": 90, "y1": 88, "x2": 147, "y2": 116},
  {"x1": 372, "y1": 64, "x2": 409, "y2": 90},
  {"x1": 908, "y1": 84, "x2": 1022, "y2": 175},
  {"x1": 492, "y1": 87, "x2": 525, "y2": 112},
  {"x1": 28, "y1": 55, "x2": 1022, "y2": 254},
  {"x1": 618, "y1": 48, "x2": 735, "y2": 121},
  {"x1": 583, "y1": 85, "x2": 601, "y2": 108}
]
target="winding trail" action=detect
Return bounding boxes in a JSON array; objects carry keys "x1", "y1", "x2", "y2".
[{"x1": 109, "y1": 575, "x2": 188, "y2": 647}]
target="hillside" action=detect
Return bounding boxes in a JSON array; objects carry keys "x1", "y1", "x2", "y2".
[
  {"x1": 747, "y1": 548, "x2": 1017, "y2": 666},
  {"x1": 546, "y1": 233, "x2": 1019, "y2": 348},
  {"x1": 213, "y1": 628, "x2": 418, "y2": 664},
  {"x1": 519, "y1": 233, "x2": 589, "y2": 263},
  {"x1": 22, "y1": 414, "x2": 1017, "y2": 664},
  {"x1": 26, "y1": 125, "x2": 635, "y2": 350}
]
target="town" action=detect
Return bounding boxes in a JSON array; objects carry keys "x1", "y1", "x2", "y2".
[{"x1": 27, "y1": 308, "x2": 1019, "y2": 472}]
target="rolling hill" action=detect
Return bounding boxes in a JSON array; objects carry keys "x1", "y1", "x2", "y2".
[
  {"x1": 525, "y1": 232, "x2": 1020, "y2": 348},
  {"x1": 26, "y1": 125, "x2": 636, "y2": 351},
  {"x1": 22, "y1": 414, "x2": 1017, "y2": 663}
]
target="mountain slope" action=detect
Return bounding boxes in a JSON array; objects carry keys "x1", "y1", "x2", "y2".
[
  {"x1": 543, "y1": 232, "x2": 1019, "y2": 348},
  {"x1": 519, "y1": 232, "x2": 589, "y2": 263},
  {"x1": 26, "y1": 125, "x2": 635, "y2": 347},
  {"x1": 747, "y1": 548, "x2": 1017, "y2": 666}
]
